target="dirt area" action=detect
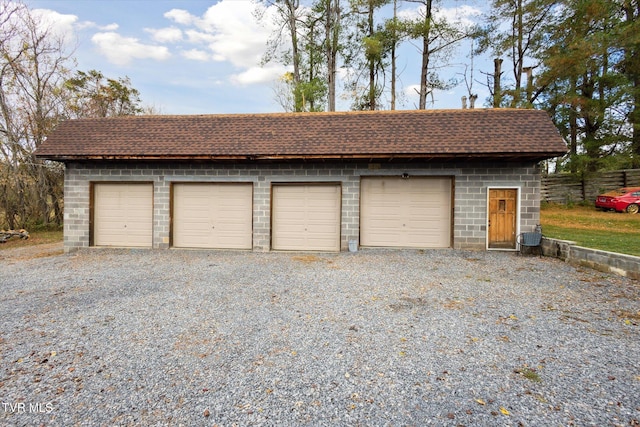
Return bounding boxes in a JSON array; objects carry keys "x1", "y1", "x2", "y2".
[{"x1": 0, "y1": 241, "x2": 63, "y2": 262}]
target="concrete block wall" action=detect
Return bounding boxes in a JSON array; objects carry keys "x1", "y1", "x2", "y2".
[
  {"x1": 63, "y1": 160, "x2": 540, "y2": 253},
  {"x1": 542, "y1": 237, "x2": 640, "y2": 280}
]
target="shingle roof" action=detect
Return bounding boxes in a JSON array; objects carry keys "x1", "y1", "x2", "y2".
[{"x1": 35, "y1": 109, "x2": 567, "y2": 162}]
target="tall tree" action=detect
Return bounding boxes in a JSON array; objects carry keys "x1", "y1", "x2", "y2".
[
  {"x1": 260, "y1": 0, "x2": 306, "y2": 111},
  {"x1": 318, "y1": 0, "x2": 342, "y2": 111},
  {"x1": 615, "y1": 0, "x2": 640, "y2": 166},
  {"x1": 405, "y1": 0, "x2": 471, "y2": 109},
  {"x1": 261, "y1": 0, "x2": 340, "y2": 112},
  {"x1": 347, "y1": 0, "x2": 390, "y2": 110},
  {"x1": 262, "y1": 0, "x2": 328, "y2": 112},
  {"x1": 390, "y1": 0, "x2": 397, "y2": 109},
  {"x1": 538, "y1": 0, "x2": 629, "y2": 173},
  {"x1": 478, "y1": 0, "x2": 557, "y2": 107}
]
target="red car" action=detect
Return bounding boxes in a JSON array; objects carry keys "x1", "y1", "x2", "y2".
[{"x1": 595, "y1": 187, "x2": 640, "y2": 214}]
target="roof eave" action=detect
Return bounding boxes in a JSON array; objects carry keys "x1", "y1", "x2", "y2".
[{"x1": 35, "y1": 151, "x2": 568, "y2": 162}]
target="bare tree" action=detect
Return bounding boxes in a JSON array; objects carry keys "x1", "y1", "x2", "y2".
[{"x1": 0, "y1": 1, "x2": 73, "y2": 228}]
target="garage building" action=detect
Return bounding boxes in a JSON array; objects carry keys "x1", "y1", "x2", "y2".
[{"x1": 35, "y1": 109, "x2": 567, "y2": 253}]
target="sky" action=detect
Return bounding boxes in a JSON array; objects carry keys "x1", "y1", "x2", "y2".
[{"x1": 27, "y1": 0, "x2": 491, "y2": 115}]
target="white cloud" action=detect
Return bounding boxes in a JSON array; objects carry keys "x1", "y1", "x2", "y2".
[
  {"x1": 145, "y1": 26, "x2": 183, "y2": 43},
  {"x1": 437, "y1": 5, "x2": 482, "y2": 28},
  {"x1": 231, "y1": 65, "x2": 287, "y2": 86},
  {"x1": 157, "y1": 0, "x2": 279, "y2": 83},
  {"x1": 100, "y1": 23, "x2": 119, "y2": 31},
  {"x1": 399, "y1": 4, "x2": 481, "y2": 29},
  {"x1": 198, "y1": 1, "x2": 276, "y2": 69},
  {"x1": 76, "y1": 21, "x2": 119, "y2": 31},
  {"x1": 181, "y1": 49, "x2": 210, "y2": 61},
  {"x1": 405, "y1": 84, "x2": 421, "y2": 96},
  {"x1": 31, "y1": 8, "x2": 78, "y2": 40},
  {"x1": 92, "y1": 32, "x2": 171, "y2": 66},
  {"x1": 165, "y1": 8, "x2": 196, "y2": 26},
  {"x1": 185, "y1": 29, "x2": 217, "y2": 44}
]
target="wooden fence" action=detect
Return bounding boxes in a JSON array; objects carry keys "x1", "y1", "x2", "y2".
[{"x1": 541, "y1": 169, "x2": 640, "y2": 204}]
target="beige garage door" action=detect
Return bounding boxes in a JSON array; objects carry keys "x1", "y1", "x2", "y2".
[
  {"x1": 173, "y1": 183, "x2": 253, "y2": 249},
  {"x1": 272, "y1": 184, "x2": 341, "y2": 251},
  {"x1": 360, "y1": 177, "x2": 451, "y2": 248},
  {"x1": 93, "y1": 183, "x2": 153, "y2": 247}
]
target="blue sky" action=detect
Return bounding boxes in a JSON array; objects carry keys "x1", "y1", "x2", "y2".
[{"x1": 28, "y1": 0, "x2": 490, "y2": 115}]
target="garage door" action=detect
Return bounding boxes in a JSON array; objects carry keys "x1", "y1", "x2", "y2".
[
  {"x1": 173, "y1": 183, "x2": 253, "y2": 249},
  {"x1": 93, "y1": 183, "x2": 153, "y2": 247},
  {"x1": 272, "y1": 184, "x2": 341, "y2": 251},
  {"x1": 360, "y1": 177, "x2": 451, "y2": 248}
]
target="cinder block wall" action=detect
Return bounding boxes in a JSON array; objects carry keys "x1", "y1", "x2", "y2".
[{"x1": 63, "y1": 160, "x2": 540, "y2": 252}]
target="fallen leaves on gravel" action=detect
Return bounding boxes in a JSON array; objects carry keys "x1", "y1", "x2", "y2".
[{"x1": 292, "y1": 255, "x2": 321, "y2": 263}]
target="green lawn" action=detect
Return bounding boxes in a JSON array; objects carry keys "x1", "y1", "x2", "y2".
[{"x1": 540, "y1": 204, "x2": 640, "y2": 257}]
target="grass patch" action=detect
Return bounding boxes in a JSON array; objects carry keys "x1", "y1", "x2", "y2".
[
  {"x1": 0, "y1": 227, "x2": 63, "y2": 251},
  {"x1": 540, "y1": 204, "x2": 640, "y2": 257},
  {"x1": 515, "y1": 367, "x2": 542, "y2": 383}
]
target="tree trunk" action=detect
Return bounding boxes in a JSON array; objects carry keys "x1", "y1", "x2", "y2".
[
  {"x1": 325, "y1": 0, "x2": 339, "y2": 112},
  {"x1": 493, "y1": 58, "x2": 503, "y2": 108},
  {"x1": 632, "y1": 86, "x2": 640, "y2": 168},
  {"x1": 390, "y1": 0, "x2": 397, "y2": 110},
  {"x1": 623, "y1": 0, "x2": 640, "y2": 166},
  {"x1": 367, "y1": 2, "x2": 375, "y2": 110},
  {"x1": 511, "y1": 0, "x2": 524, "y2": 107},
  {"x1": 569, "y1": 76, "x2": 578, "y2": 174},
  {"x1": 418, "y1": 0, "x2": 433, "y2": 110},
  {"x1": 286, "y1": 0, "x2": 302, "y2": 111}
]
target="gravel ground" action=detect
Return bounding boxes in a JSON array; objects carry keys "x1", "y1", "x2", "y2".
[{"x1": 1, "y1": 248, "x2": 639, "y2": 426}]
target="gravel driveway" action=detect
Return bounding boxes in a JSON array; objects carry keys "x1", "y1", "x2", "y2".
[{"x1": 1, "y1": 248, "x2": 639, "y2": 426}]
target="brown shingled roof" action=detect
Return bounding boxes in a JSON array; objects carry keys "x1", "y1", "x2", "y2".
[{"x1": 35, "y1": 109, "x2": 567, "y2": 162}]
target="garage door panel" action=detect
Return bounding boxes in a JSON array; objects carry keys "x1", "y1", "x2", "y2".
[
  {"x1": 272, "y1": 185, "x2": 341, "y2": 251},
  {"x1": 94, "y1": 183, "x2": 153, "y2": 247},
  {"x1": 361, "y1": 177, "x2": 451, "y2": 248},
  {"x1": 173, "y1": 183, "x2": 252, "y2": 249}
]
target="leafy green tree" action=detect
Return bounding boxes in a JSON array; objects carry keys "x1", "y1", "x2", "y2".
[
  {"x1": 261, "y1": 0, "x2": 338, "y2": 111},
  {"x1": 614, "y1": 0, "x2": 640, "y2": 167},
  {"x1": 538, "y1": 0, "x2": 631, "y2": 173},
  {"x1": 347, "y1": 0, "x2": 390, "y2": 110}
]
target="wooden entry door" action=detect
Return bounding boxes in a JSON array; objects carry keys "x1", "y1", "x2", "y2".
[{"x1": 488, "y1": 189, "x2": 517, "y2": 249}]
